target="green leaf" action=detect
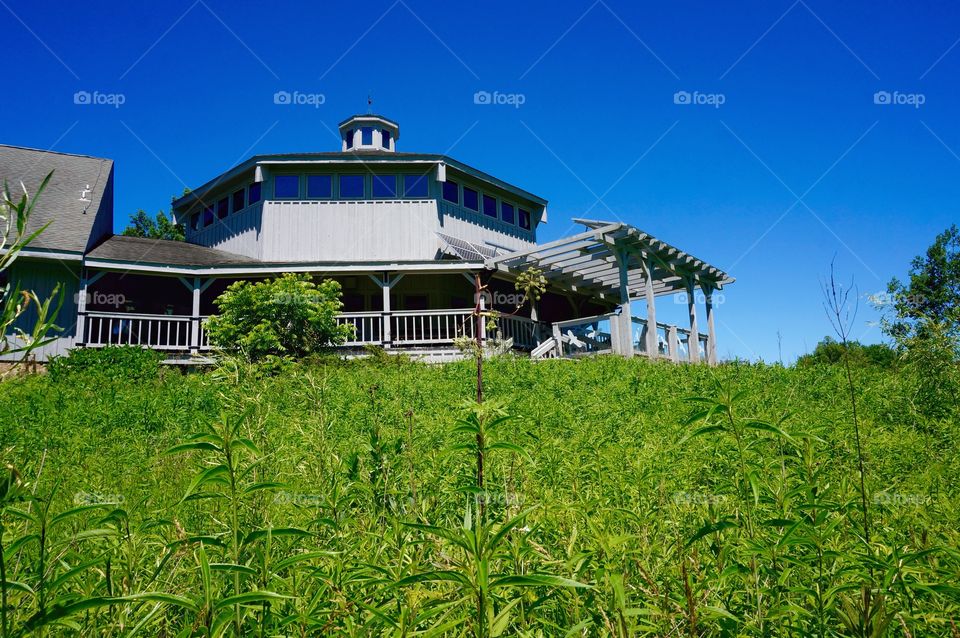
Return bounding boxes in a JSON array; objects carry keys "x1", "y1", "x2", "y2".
[{"x1": 490, "y1": 574, "x2": 591, "y2": 589}]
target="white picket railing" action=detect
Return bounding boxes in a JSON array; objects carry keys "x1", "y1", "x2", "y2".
[
  {"x1": 391, "y1": 309, "x2": 475, "y2": 346},
  {"x1": 83, "y1": 312, "x2": 202, "y2": 351},
  {"x1": 492, "y1": 315, "x2": 543, "y2": 349}
]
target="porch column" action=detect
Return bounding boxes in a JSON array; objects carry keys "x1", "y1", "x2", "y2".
[
  {"x1": 686, "y1": 276, "x2": 701, "y2": 363},
  {"x1": 76, "y1": 269, "x2": 88, "y2": 344},
  {"x1": 372, "y1": 273, "x2": 404, "y2": 348},
  {"x1": 190, "y1": 278, "x2": 201, "y2": 353},
  {"x1": 643, "y1": 256, "x2": 657, "y2": 358},
  {"x1": 701, "y1": 282, "x2": 718, "y2": 365},
  {"x1": 75, "y1": 269, "x2": 105, "y2": 345},
  {"x1": 614, "y1": 248, "x2": 633, "y2": 357}
]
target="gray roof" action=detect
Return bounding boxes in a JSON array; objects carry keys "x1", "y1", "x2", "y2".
[
  {"x1": 87, "y1": 235, "x2": 259, "y2": 267},
  {"x1": 0, "y1": 145, "x2": 113, "y2": 254}
]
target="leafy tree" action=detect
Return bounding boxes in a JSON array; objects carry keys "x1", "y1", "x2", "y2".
[
  {"x1": 884, "y1": 224, "x2": 960, "y2": 348},
  {"x1": 204, "y1": 273, "x2": 352, "y2": 360},
  {"x1": 796, "y1": 336, "x2": 898, "y2": 369},
  {"x1": 121, "y1": 210, "x2": 184, "y2": 241}
]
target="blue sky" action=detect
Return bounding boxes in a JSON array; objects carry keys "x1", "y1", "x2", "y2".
[{"x1": 3, "y1": 0, "x2": 959, "y2": 362}]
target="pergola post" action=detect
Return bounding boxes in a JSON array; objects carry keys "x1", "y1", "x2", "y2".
[
  {"x1": 190, "y1": 278, "x2": 201, "y2": 353},
  {"x1": 701, "y1": 282, "x2": 718, "y2": 365},
  {"x1": 614, "y1": 248, "x2": 633, "y2": 357},
  {"x1": 643, "y1": 256, "x2": 658, "y2": 358},
  {"x1": 668, "y1": 325, "x2": 679, "y2": 362},
  {"x1": 686, "y1": 276, "x2": 701, "y2": 363}
]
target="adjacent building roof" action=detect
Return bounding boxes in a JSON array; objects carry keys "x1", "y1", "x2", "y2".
[
  {"x1": 487, "y1": 219, "x2": 733, "y2": 299},
  {"x1": 0, "y1": 145, "x2": 113, "y2": 254},
  {"x1": 86, "y1": 235, "x2": 259, "y2": 267}
]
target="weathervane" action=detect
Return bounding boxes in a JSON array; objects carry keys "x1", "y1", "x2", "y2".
[{"x1": 367, "y1": 94, "x2": 373, "y2": 113}]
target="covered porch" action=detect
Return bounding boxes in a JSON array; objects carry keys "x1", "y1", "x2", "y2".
[{"x1": 75, "y1": 222, "x2": 731, "y2": 363}]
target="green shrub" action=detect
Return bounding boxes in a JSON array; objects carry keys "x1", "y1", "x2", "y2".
[
  {"x1": 47, "y1": 345, "x2": 163, "y2": 382},
  {"x1": 205, "y1": 273, "x2": 352, "y2": 360}
]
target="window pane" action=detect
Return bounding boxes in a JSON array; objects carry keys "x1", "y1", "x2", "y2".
[
  {"x1": 372, "y1": 174, "x2": 396, "y2": 197},
  {"x1": 203, "y1": 206, "x2": 214, "y2": 227},
  {"x1": 232, "y1": 189, "x2": 245, "y2": 212},
  {"x1": 361, "y1": 127, "x2": 373, "y2": 145},
  {"x1": 307, "y1": 175, "x2": 332, "y2": 198},
  {"x1": 217, "y1": 197, "x2": 229, "y2": 219},
  {"x1": 248, "y1": 182, "x2": 262, "y2": 204},
  {"x1": 345, "y1": 129, "x2": 353, "y2": 149},
  {"x1": 519, "y1": 208, "x2": 531, "y2": 230},
  {"x1": 404, "y1": 174, "x2": 428, "y2": 197},
  {"x1": 501, "y1": 202, "x2": 515, "y2": 224},
  {"x1": 442, "y1": 180, "x2": 459, "y2": 204},
  {"x1": 482, "y1": 194, "x2": 497, "y2": 217},
  {"x1": 275, "y1": 175, "x2": 299, "y2": 198},
  {"x1": 339, "y1": 174, "x2": 364, "y2": 198},
  {"x1": 382, "y1": 129, "x2": 391, "y2": 149},
  {"x1": 191, "y1": 212, "x2": 200, "y2": 230},
  {"x1": 463, "y1": 187, "x2": 479, "y2": 211}
]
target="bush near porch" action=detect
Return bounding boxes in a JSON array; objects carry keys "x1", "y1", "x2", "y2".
[
  {"x1": 204, "y1": 272, "x2": 353, "y2": 360},
  {"x1": 0, "y1": 355, "x2": 958, "y2": 635}
]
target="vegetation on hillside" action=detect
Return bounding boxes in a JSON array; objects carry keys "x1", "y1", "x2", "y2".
[{"x1": 0, "y1": 352, "x2": 957, "y2": 636}]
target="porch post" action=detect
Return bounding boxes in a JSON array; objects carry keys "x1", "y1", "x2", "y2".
[
  {"x1": 190, "y1": 277, "x2": 201, "y2": 354},
  {"x1": 477, "y1": 287, "x2": 487, "y2": 344},
  {"x1": 643, "y1": 256, "x2": 657, "y2": 358},
  {"x1": 76, "y1": 269, "x2": 88, "y2": 344},
  {"x1": 614, "y1": 248, "x2": 633, "y2": 357},
  {"x1": 381, "y1": 272, "x2": 392, "y2": 348},
  {"x1": 686, "y1": 276, "x2": 701, "y2": 363},
  {"x1": 702, "y1": 282, "x2": 718, "y2": 365}
]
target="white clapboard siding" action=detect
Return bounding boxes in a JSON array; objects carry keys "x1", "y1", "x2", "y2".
[{"x1": 259, "y1": 200, "x2": 442, "y2": 262}]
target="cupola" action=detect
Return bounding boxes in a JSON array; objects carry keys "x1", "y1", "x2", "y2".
[{"x1": 338, "y1": 114, "x2": 399, "y2": 152}]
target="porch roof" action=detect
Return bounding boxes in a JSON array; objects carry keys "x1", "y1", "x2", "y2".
[
  {"x1": 486, "y1": 219, "x2": 733, "y2": 299},
  {"x1": 86, "y1": 235, "x2": 259, "y2": 267}
]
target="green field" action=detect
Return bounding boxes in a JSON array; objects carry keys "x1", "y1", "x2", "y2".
[{"x1": 0, "y1": 354, "x2": 957, "y2": 636}]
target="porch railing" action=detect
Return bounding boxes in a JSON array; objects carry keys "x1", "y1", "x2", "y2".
[
  {"x1": 83, "y1": 312, "x2": 209, "y2": 351},
  {"x1": 551, "y1": 312, "x2": 615, "y2": 357}
]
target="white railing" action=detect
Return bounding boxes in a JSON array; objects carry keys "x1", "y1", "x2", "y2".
[
  {"x1": 84, "y1": 312, "x2": 202, "y2": 351},
  {"x1": 337, "y1": 311, "x2": 383, "y2": 346},
  {"x1": 492, "y1": 315, "x2": 543, "y2": 350},
  {"x1": 552, "y1": 312, "x2": 616, "y2": 357},
  {"x1": 391, "y1": 309, "x2": 475, "y2": 346}
]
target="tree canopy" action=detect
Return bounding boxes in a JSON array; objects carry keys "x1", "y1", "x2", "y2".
[
  {"x1": 885, "y1": 224, "x2": 960, "y2": 346},
  {"x1": 121, "y1": 210, "x2": 184, "y2": 242}
]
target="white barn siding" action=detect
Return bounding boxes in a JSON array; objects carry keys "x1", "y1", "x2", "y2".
[
  {"x1": 259, "y1": 200, "x2": 443, "y2": 262},
  {"x1": 191, "y1": 202, "x2": 264, "y2": 259}
]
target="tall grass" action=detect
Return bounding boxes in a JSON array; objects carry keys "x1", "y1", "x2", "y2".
[{"x1": 0, "y1": 354, "x2": 956, "y2": 635}]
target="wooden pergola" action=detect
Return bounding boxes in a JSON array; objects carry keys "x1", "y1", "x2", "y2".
[{"x1": 486, "y1": 219, "x2": 734, "y2": 363}]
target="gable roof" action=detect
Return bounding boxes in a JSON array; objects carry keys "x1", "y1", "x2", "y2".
[{"x1": 0, "y1": 145, "x2": 113, "y2": 254}]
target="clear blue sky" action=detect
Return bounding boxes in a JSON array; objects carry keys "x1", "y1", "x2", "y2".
[{"x1": 3, "y1": 0, "x2": 958, "y2": 362}]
